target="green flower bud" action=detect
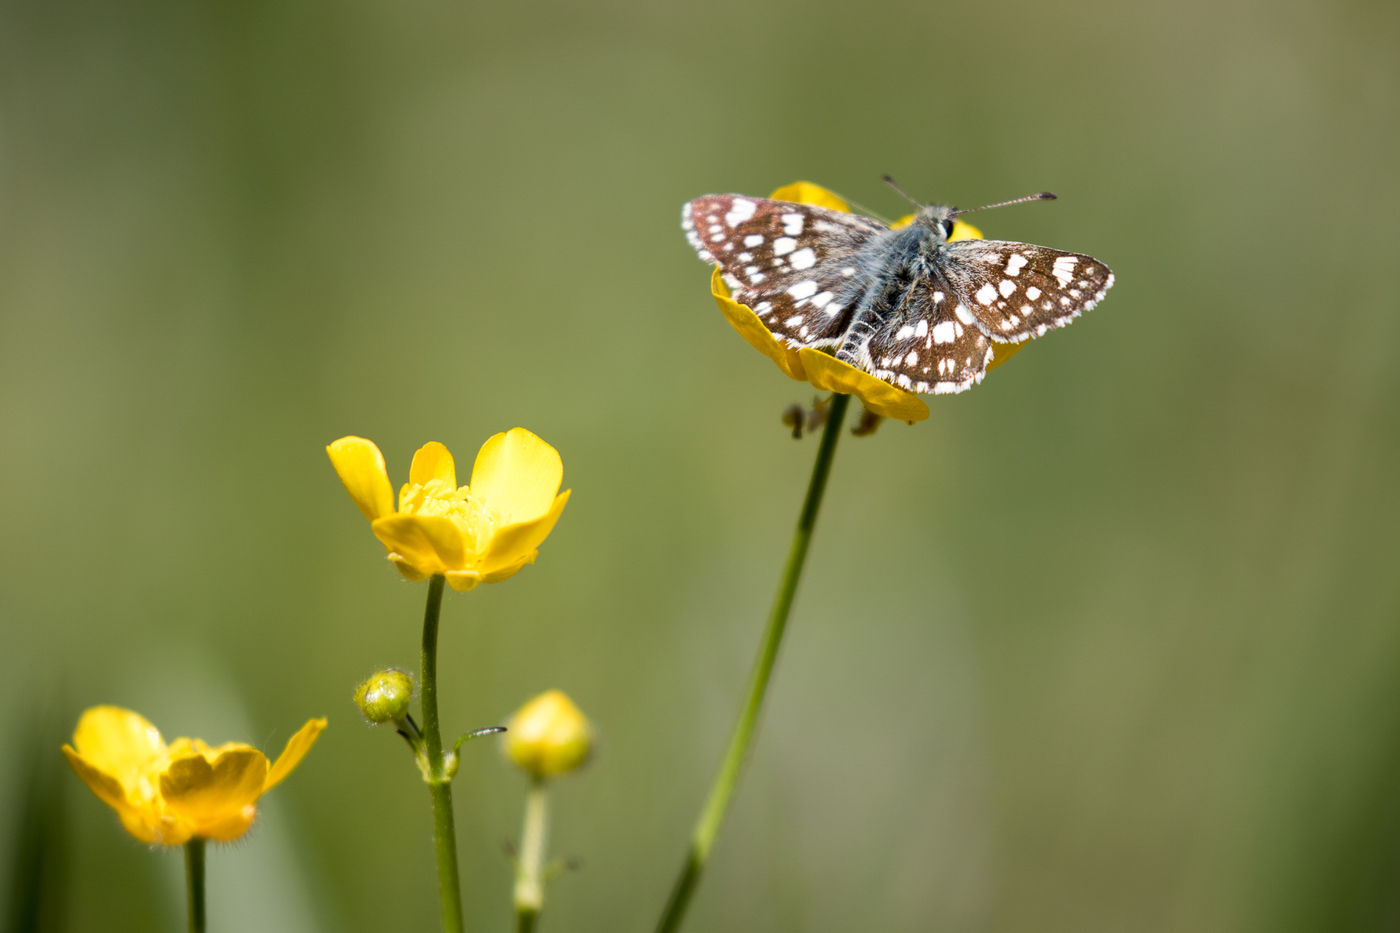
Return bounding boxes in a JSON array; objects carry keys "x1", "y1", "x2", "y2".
[
  {"x1": 503, "y1": 690, "x2": 593, "y2": 780},
  {"x1": 354, "y1": 669, "x2": 413, "y2": 723}
]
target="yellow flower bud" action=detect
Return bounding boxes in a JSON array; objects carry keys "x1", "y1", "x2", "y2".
[
  {"x1": 354, "y1": 669, "x2": 414, "y2": 723},
  {"x1": 503, "y1": 690, "x2": 593, "y2": 780}
]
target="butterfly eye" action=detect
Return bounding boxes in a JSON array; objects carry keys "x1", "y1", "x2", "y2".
[{"x1": 939, "y1": 218, "x2": 956, "y2": 238}]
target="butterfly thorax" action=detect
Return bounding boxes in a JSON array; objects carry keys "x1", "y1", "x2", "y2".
[{"x1": 834, "y1": 214, "x2": 952, "y2": 366}]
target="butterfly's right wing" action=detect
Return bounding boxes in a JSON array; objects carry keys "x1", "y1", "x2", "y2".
[
  {"x1": 682, "y1": 195, "x2": 887, "y2": 349},
  {"x1": 940, "y1": 239, "x2": 1115, "y2": 343},
  {"x1": 864, "y1": 238, "x2": 1114, "y2": 395}
]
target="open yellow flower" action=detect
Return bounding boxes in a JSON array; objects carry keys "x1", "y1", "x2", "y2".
[
  {"x1": 62, "y1": 706, "x2": 325, "y2": 846},
  {"x1": 708, "y1": 181, "x2": 1022, "y2": 423},
  {"x1": 327, "y1": 429, "x2": 570, "y2": 591}
]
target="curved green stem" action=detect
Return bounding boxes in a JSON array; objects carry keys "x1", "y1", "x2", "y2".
[
  {"x1": 513, "y1": 779, "x2": 549, "y2": 933},
  {"x1": 421, "y1": 574, "x2": 465, "y2": 933},
  {"x1": 184, "y1": 838, "x2": 206, "y2": 933},
  {"x1": 653, "y1": 393, "x2": 851, "y2": 933}
]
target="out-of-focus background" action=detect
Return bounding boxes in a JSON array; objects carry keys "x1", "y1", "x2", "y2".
[{"x1": 3, "y1": 0, "x2": 1398, "y2": 929}]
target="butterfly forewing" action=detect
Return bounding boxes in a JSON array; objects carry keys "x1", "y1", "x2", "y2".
[
  {"x1": 941, "y1": 240, "x2": 1115, "y2": 343},
  {"x1": 682, "y1": 195, "x2": 886, "y2": 348}
]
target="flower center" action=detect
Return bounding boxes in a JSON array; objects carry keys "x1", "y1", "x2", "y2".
[{"x1": 400, "y1": 479, "x2": 496, "y2": 551}]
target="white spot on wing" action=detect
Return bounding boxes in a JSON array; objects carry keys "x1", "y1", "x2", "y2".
[
  {"x1": 787, "y1": 280, "x2": 818, "y2": 300},
  {"x1": 724, "y1": 198, "x2": 756, "y2": 227},
  {"x1": 789, "y1": 247, "x2": 817, "y2": 271},
  {"x1": 773, "y1": 237, "x2": 797, "y2": 257}
]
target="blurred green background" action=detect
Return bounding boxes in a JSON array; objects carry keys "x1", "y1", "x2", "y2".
[{"x1": 3, "y1": 0, "x2": 1399, "y2": 929}]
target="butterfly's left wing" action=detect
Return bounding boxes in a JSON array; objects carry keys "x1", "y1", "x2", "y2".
[
  {"x1": 682, "y1": 195, "x2": 887, "y2": 349},
  {"x1": 939, "y1": 240, "x2": 1114, "y2": 343}
]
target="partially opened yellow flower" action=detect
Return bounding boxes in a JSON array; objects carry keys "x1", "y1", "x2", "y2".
[
  {"x1": 62, "y1": 706, "x2": 325, "y2": 846},
  {"x1": 327, "y1": 429, "x2": 570, "y2": 591},
  {"x1": 703, "y1": 182, "x2": 1022, "y2": 424}
]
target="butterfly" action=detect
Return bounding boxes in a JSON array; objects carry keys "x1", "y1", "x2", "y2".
[{"x1": 681, "y1": 188, "x2": 1113, "y2": 395}]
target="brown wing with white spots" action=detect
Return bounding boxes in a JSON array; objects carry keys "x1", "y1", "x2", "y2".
[
  {"x1": 940, "y1": 240, "x2": 1114, "y2": 343},
  {"x1": 863, "y1": 271, "x2": 996, "y2": 395},
  {"x1": 681, "y1": 195, "x2": 887, "y2": 348}
]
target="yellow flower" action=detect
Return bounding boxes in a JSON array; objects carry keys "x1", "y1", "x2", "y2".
[
  {"x1": 707, "y1": 182, "x2": 1023, "y2": 423},
  {"x1": 503, "y1": 690, "x2": 593, "y2": 780},
  {"x1": 61, "y1": 706, "x2": 325, "y2": 846},
  {"x1": 327, "y1": 429, "x2": 571, "y2": 591}
]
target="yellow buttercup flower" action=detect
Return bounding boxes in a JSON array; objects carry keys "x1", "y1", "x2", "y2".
[
  {"x1": 327, "y1": 429, "x2": 570, "y2": 591},
  {"x1": 707, "y1": 182, "x2": 1022, "y2": 423},
  {"x1": 62, "y1": 706, "x2": 325, "y2": 846}
]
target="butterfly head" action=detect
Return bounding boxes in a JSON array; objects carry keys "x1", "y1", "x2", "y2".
[{"x1": 914, "y1": 204, "x2": 960, "y2": 241}]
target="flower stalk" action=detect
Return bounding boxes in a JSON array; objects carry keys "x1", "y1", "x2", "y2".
[
  {"x1": 419, "y1": 574, "x2": 466, "y2": 933},
  {"x1": 653, "y1": 392, "x2": 851, "y2": 933},
  {"x1": 184, "y1": 838, "x2": 206, "y2": 933},
  {"x1": 513, "y1": 779, "x2": 549, "y2": 933}
]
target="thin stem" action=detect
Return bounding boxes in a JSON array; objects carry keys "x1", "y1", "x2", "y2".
[
  {"x1": 184, "y1": 838, "x2": 206, "y2": 933},
  {"x1": 653, "y1": 393, "x2": 851, "y2": 933},
  {"x1": 421, "y1": 574, "x2": 465, "y2": 933},
  {"x1": 513, "y1": 779, "x2": 550, "y2": 933}
]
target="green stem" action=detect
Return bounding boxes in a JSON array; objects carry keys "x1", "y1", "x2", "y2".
[
  {"x1": 653, "y1": 393, "x2": 851, "y2": 933},
  {"x1": 513, "y1": 779, "x2": 549, "y2": 933},
  {"x1": 421, "y1": 574, "x2": 465, "y2": 933},
  {"x1": 184, "y1": 838, "x2": 206, "y2": 933}
]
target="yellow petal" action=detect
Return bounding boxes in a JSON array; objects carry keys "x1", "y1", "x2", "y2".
[
  {"x1": 327, "y1": 437, "x2": 395, "y2": 522},
  {"x1": 948, "y1": 219, "x2": 982, "y2": 242},
  {"x1": 120, "y1": 806, "x2": 181, "y2": 845},
  {"x1": 474, "y1": 556, "x2": 533, "y2": 586},
  {"x1": 265, "y1": 718, "x2": 327, "y2": 791},
  {"x1": 768, "y1": 181, "x2": 850, "y2": 212},
  {"x1": 61, "y1": 745, "x2": 153, "y2": 837},
  {"x1": 372, "y1": 514, "x2": 467, "y2": 575},
  {"x1": 70, "y1": 706, "x2": 166, "y2": 787},
  {"x1": 987, "y1": 341, "x2": 1022, "y2": 373},
  {"x1": 408, "y1": 442, "x2": 456, "y2": 488},
  {"x1": 390, "y1": 556, "x2": 432, "y2": 582},
  {"x1": 443, "y1": 569, "x2": 484, "y2": 591},
  {"x1": 799, "y1": 350, "x2": 930, "y2": 423},
  {"x1": 468, "y1": 429, "x2": 563, "y2": 526},
  {"x1": 195, "y1": 808, "x2": 258, "y2": 843},
  {"x1": 478, "y1": 489, "x2": 571, "y2": 578},
  {"x1": 711, "y1": 268, "x2": 808, "y2": 381},
  {"x1": 160, "y1": 747, "x2": 269, "y2": 838}
]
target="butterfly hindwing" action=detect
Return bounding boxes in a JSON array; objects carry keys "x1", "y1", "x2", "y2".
[{"x1": 862, "y1": 269, "x2": 996, "y2": 395}]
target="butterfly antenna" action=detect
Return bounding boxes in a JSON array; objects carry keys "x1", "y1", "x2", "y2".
[
  {"x1": 955, "y1": 192, "x2": 1057, "y2": 216},
  {"x1": 881, "y1": 174, "x2": 923, "y2": 209}
]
